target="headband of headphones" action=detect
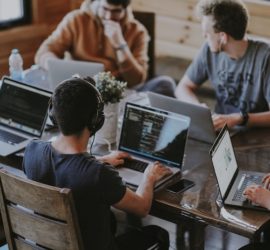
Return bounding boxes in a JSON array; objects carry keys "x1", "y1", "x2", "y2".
[{"x1": 48, "y1": 76, "x2": 105, "y2": 135}]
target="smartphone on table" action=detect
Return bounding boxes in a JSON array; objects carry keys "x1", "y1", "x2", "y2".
[{"x1": 166, "y1": 179, "x2": 195, "y2": 193}]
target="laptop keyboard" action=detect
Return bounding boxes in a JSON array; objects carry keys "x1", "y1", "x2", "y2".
[
  {"x1": 0, "y1": 129, "x2": 26, "y2": 145},
  {"x1": 122, "y1": 158, "x2": 148, "y2": 173},
  {"x1": 233, "y1": 174, "x2": 263, "y2": 202}
]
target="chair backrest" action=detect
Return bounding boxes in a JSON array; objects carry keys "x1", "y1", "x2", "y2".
[
  {"x1": 0, "y1": 169, "x2": 84, "y2": 250},
  {"x1": 133, "y1": 11, "x2": 156, "y2": 80}
]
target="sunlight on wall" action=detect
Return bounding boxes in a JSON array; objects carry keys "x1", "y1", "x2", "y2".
[{"x1": 0, "y1": 0, "x2": 22, "y2": 21}]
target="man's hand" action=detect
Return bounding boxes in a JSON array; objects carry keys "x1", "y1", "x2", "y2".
[
  {"x1": 243, "y1": 185, "x2": 270, "y2": 209},
  {"x1": 103, "y1": 20, "x2": 126, "y2": 49},
  {"x1": 212, "y1": 113, "x2": 242, "y2": 131},
  {"x1": 143, "y1": 161, "x2": 172, "y2": 184},
  {"x1": 97, "y1": 151, "x2": 131, "y2": 167}
]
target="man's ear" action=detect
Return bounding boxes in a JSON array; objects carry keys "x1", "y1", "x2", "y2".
[{"x1": 220, "y1": 32, "x2": 228, "y2": 44}]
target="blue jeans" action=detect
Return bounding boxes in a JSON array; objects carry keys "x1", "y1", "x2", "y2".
[{"x1": 134, "y1": 75, "x2": 176, "y2": 97}]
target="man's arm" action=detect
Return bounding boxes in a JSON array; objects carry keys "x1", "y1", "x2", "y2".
[
  {"x1": 97, "y1": 151, "x2": 131, "y2": 166},
  {"x1": 113, "y1": 162, "x2": 172, "y2": 217},
  {"x1": 115, "y1": 45, "x2": 147, "y2": 87},
  {"x1": 213, "y1": 110, "x2": 270, "y2": 131},
  {"x1": 175, "y1": 75, "x2": 201, "y2": 105},
  {"x1": 103, "y1": 20, "x2": 148, "y2": 87},
  {"x1": 35, "y1": 12, "x2": 75, "y2": 70},
  {"x1": 35, "y1": 51, "x2": 59, "y2": 71}
]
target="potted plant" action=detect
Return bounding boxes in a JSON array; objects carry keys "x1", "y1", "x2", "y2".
[
  {"x1": 94, "y1": 71, "x2": 127, "y2": 105},
  {"x1": 93, "y1": 71, "x2": 127, "y2": 144}
]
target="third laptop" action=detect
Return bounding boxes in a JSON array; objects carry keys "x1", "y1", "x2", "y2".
[
  {"x1": 0, "y1": 77, "x2": 51, "y2": 156},
  {"x1": 148, "y1": 92, "x2": 216, "y2": 144},
  {"x1": 47, "y1": 58, "x2": 104, "y2": 91},
  {"x1": 209, "y1": 125, "x2": 268, "y2": 211},
  {"x1": 117, "y1": 102, "x2": 190, "y2": 189}
]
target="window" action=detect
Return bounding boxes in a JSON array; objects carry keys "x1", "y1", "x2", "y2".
[{"x1": 0, "y1": 0, "x2": 31, "y2": 29}]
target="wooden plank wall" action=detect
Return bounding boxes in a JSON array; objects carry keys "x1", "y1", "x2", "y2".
[
  {"x1": 0, "y1": 0, "x2": 269, "y2": 77},
  {"x1": 0, "y1": 0, "x2": 83, "y2": 77},
  {"x1": 131, "y1": 0, "x2": 270, "y2": 60}
]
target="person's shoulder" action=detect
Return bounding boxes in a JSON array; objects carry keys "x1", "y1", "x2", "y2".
[
  {"x1": 195, "y1": 42, "x2": 212, "y2": 58},
  {"x1": 201, "y1": 42, "x2": 211, "y2": 52},
  {"x1": 247, "y1": 38, "x2": 270, "y2": 64},
  {"x1": 249, "y1": 38, "x2": 270, "y2": 52},
  {"x1": 25, "y1": 139, "x2": 49, "y2": 152},
  {"x1": 23, "y1": 140, "x2": 50, "y2": 164},
  {"x1": 63, "y1": 8, "x2": 96, "y2": 24},
  {"x1": 130, "y1": 18, "x2": 147, "y2": 32},
  {"x1": 125, "y1": 9, "x2": 149, "y2": 35}
]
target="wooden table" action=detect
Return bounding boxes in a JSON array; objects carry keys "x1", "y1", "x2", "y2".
[
  {"x1": 150, "y1": 127, "x2": 270, "y2": 249},
  {"x1": 0, "y1": 100, "x2": 270, "y2": 249}
]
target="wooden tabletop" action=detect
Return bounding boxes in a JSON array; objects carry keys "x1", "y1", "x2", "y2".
[
  {"x1": 151, "y1": 127, "x2": 270, "y2": 240},
  {"x1": 1, "y1": 106, "x2": 269, "y2": 243}
]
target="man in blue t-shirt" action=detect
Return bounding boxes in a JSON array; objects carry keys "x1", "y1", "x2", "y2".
[
  {"x1": 175, "y1": 0, "x2": 270, "y2": 131},
  {"x1": 23, "y1": 76, "x2": 172, "y2": 250}
]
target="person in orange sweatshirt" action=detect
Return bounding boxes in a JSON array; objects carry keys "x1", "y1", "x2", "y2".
[{"x1": 35, "y1": 0, "x2": 176, "y2": 96}]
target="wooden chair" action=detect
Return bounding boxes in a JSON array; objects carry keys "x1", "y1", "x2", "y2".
[
  {"x1": 0, "y1": 169, "x2": 84, "y2": 250},
  {"x1": 133, "y1": 11, "x2": 156, "y2": 80}
]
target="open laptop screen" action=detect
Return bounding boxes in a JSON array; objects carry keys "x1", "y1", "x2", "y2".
[
  {"x1": 210, "y1": 126, "x2": 238, "y2": 198},
  {"x1": 0, "y1": 78, "x2": 51, "y2": 136},
  {"x1": 47, "y1": 59, "x2": 104, "y2": 91},
  {"x1": 119, "y1": 103, "x2": 190, "y2": 168}
]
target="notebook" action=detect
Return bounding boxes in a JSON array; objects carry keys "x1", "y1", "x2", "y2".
[
  {"x1": 47, "y1": 58, "x2": 104, "y2": 91},
  {"x1": 0, "y1": 77, "x2": 51, "y2": 156},
  {"x1": 209, "y1": 125, "x2": 268, "y2": 211},
  {"x1": 148, "y1": 92, "x2": 216, "y2": 144},
  {"x1": 117, "y1": 102, "x2": 190, "y2": 188}
]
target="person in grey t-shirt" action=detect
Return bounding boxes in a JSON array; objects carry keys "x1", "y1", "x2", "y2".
[{"x1": 175, "y1": 0, "x2": 270, "y2": 131}]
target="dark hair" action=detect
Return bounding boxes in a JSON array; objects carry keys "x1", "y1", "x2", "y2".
[
  {"x1": 196, "y1": 0, "x2": 249, "y2": 40},
  {"x1": 52, "y1": 77, "x2": 99, "y2": 135},
  {"x1": 107, "y1": 0, "x2": 131, "y2": 8}
]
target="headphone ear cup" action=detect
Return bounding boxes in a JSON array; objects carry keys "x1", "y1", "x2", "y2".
[
  {"x1": 48, "y1": 100, "x2": 58, "y2": 127},
  {"x1": 94, "y1": 111, "x2": 105, "y2": 133},
  {"x1": 81, "y1": 77, "x2": 105, "y2": 136},
  {"x1": 88, "y1": 110, "x2": 104, "y2": 136}
]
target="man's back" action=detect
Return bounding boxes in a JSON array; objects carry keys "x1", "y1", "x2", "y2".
[{"x1": 23, "y1": 140, "x2": 126, "y2": 250}]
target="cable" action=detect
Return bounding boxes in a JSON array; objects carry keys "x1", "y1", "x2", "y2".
[{"x1": 89, "y1": 134, "x2": 96, "y2": 156}]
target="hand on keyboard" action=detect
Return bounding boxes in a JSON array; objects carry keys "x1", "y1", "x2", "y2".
[
  {"x1": 144, "y1": 161, "x2": 173, "y2": 184},
  {"x1": 243, "y1": 184, "x2": 270, "y2": 210},
  {"x1": 97, "y1": 151, "x2": 131, "y2": 167}
]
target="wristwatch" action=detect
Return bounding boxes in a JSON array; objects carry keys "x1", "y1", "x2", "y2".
[
  {"x1": 240, "y1": 111, "x2": 249, "y2": 126},
  {"x1": 115, "y1": 43, "x2": 128, "y2": 51}
]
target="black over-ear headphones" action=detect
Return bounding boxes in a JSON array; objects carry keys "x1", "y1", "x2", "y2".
[{"x1": 48, "y1": 76, "x2": 105, "y2": 136}]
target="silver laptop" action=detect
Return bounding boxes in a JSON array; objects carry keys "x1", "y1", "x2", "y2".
[
  {"x1": 47, "y1": 58, "x2": 104, "y2": 91},
  {"x1": 118, "y1": 102, "x2": 190, "y2": 188},
  {"x1": 148, "y1": 92, "x2": 216, "y2": 144},
  {"x1": 0, "y1": 77, "x2": 51, "y2": 156},
  {"x1": 210, "y1": 125, "x2": 268, "y2": 211}
]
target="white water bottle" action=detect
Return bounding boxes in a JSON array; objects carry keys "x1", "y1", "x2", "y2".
[{"x1": 9, "y1": 48, "x2": 24, "y2": 81}]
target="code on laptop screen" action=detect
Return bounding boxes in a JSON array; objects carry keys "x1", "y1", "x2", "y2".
[
  {"x1": 119, "y1": 103, "x2": 190, "y2": 168},
  {"x1": 0, "y1": 78, "x2": 51, "y2": 136}
]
